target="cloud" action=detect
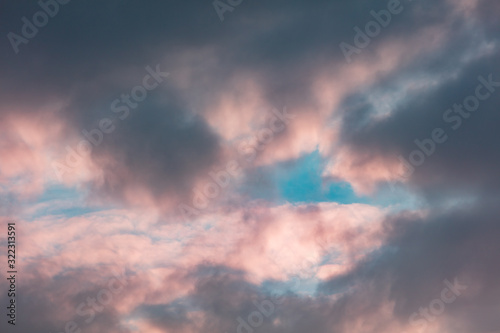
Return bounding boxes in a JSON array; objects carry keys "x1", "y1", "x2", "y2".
[{"x1": 2, "y1": 0, "x2": 500, "y2": 332}]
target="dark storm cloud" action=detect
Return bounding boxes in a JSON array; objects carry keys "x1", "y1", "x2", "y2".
[
  {"x1": 339, "y1": 50, "x2": 500, "y2": 198},
  {"x1": 134, "y1": 264, "x2": 339, "y2": 333},
  {"x1": 0, "y1": 0, "x2": 457, "y2": 209},
  {"x1": 134, "y1": 303, "x2": 191, "y2": 333},
  {"x1": 85, "y1": 95, "x2": 223, "y2": 205},
  {"x1": 0, "y1": 0, "x2": 450, "y2": 110},
  {"x1": 0, "y1": 266, "x2": 131, "y2": 333},
  {"x1": 319, "y1": 199, "x2": 500, "y2": 332},
  {"x1": 329, "y1": 20, "x2": 500, "y2": 329},
  {"x1": 0, "y1": 1, "x2": 231, "y2": 207},
  {"x1": 334, "y1": 0, "x2": 500, "y2": 198}
]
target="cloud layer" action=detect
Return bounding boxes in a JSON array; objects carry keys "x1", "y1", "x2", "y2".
[{"x1": 1, "y1": 0, "x2": 499, "y2": 332}]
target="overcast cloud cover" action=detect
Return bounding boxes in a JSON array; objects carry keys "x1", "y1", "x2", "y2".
[{"x1": 0, "y1": 0, "x2": 499, "y2": 332}]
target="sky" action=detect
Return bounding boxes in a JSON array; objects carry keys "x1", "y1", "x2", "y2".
[{"x1": 0, "y1": 0, "x2": 499, "y2": 332}]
